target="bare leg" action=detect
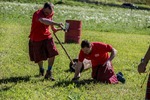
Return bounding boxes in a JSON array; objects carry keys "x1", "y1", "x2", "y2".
[
  {"x1": 48, "y1": 56, "x2": 55, "y2": 66},
  {"x1": 45, "y1": 57, "x2": 55, "y2": 81},
  {"x1": 38, "y1": 61, "x2": 43, "y2": 68},
  {"x1": 38, "y1": 61, "x2": 44, "y2": 76}
]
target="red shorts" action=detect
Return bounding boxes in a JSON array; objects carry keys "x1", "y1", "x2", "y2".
[
  {"x1": 29, "y1": 38, "x2": 58, "y2": 63},
  {"x1": 92, "y1": 64, "x2": 118, "y2": 84}
]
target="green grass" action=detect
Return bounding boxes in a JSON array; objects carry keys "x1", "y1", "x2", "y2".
[{"x1": 0, "y1": 1, "x2": 150, "y2": 100}]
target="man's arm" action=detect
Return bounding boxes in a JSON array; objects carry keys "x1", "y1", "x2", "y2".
[
  {"x1": 138, "y1": 46, "x2": 150, "y2": 74},
  {"x1": 103, "y1": 48, "x2": 117, "y2": 67},
  {"x1": 51, "y1": 25, "x2": 63, "y2": 33},
  {"x1": 39, "y1": 18, "x2": 62, "y2": 27},
  {"x1": 72, "y1": 61, "x2": 83, "y2": 81},
  {"x1": 108, "y1": 48, "x2": 117, "y2": 61}
]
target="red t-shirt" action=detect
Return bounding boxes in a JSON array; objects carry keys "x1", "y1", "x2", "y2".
[
  {"x1": 29, "y1": 9, "x2": 54, "y2": 41},
  {"x1": 78, "y1": 42, "x2": 112, "y2": 67}
]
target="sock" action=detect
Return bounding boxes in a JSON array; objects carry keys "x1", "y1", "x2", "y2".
[
  {"x1": 48, "y1": 66, "x2": 52, "y2": 71},
  {"x1": 40, "y1": 67, "x2": 44, "y2": 71}
]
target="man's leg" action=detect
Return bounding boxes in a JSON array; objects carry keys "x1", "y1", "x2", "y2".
[
  {"x1": 38, "y1": 61, "x2": 44, "y2": 76},
  {"x1": 95, "y1": 64, "x2": 118, "y2": 84},
  {"x1": 145, "y1": 75, "x2": 150, "y2": 100},
  {"x1": 48, "y1": 57, "x2": 55, "y2": 69},
  {"x1": 44, "y1": 56, "x2": 55, "y2": 81}
]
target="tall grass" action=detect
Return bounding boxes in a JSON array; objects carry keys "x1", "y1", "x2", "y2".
[
  {"x1": 0, "y1": 1, "x2": 150, "y2": 100},
  {"x1": 1, "y1": 0, "x2": 150, "y2": 5},
  {"x1": 0, "y1": 2, "x2": 150, "y2": 34}
]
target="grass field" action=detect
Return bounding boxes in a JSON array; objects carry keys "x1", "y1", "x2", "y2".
[{"x1": 0, "y1": 1, "x2": 150, "y2": 100}]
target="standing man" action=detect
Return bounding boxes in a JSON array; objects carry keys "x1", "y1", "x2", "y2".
[
  {"x1": 138, "y1": 46, "x2": 150, "y2": 99},
  {"x1": 72, "y1": 40, "x2": 125, "y2": 84},
  {"x1": 29, "y1": 2, "x2": 63, "y2": 81}
]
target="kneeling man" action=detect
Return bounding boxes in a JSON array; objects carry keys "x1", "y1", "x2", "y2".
[{"x1": 72, "y1": 40, "x2": 125, "y2": 84}]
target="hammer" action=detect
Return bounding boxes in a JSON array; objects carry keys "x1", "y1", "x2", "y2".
[{"x1": 53, "y1": 24, "x2": 75, "y2": 65}]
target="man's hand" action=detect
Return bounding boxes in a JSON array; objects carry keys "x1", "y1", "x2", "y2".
[
  {"x1": 71, "y1": 77, "x2": 80, "y2": 82},
  {"x1": 103, "y1": 60, "x2": 111, "y2": 68},
  {"x1": 72, "y1": 61, "x2": 82, "y2": 82},
  {"x1": 103, "y1": 60, "x2": 112, "y2": 73},
  {"x1": 53, "y1": 28, "x2": 63, "y2": 33},
  {"x1": 52, "y1": 23, "x2": 64, "y2": 33},
  {"x1": 56, "y1": 23, "x2": 64, "y2": 28}
]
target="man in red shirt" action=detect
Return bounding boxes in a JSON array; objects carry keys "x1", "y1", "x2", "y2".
[
  {"x1": 29, "y1": 2, "x2": 63, "y2": 81},
  {"x1": 138, "y1": 46, "x2": 150, "y2": 99},
  {"x1": 72, "y1": 40, "x2": 125, "y2": 84}
]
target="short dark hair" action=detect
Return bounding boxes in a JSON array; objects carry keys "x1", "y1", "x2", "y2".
[
  {"x1": 81, "y1": 40, "x2": 90, "y2": 48},
  {"x1": 43, "y1": 2, "x2": 54, "y2": 9}
]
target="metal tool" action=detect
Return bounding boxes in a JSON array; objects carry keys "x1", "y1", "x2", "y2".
[{"x1": 53, "y1": 24, "x2": 74, "y2": 64}]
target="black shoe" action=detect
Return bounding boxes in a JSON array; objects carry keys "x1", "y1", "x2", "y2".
[
  {"x1": 116, "y1": 72, "x2": 125, "y2": 84},
  {"x1": 39, "y1": 68, "x2": 44, "y2": 76},
  {"x1": 44, "y1": 70, "x2": 55, "y2": 81},
  {"x1": 118, "y1": 72, "x2": 123, "y2": 76}
]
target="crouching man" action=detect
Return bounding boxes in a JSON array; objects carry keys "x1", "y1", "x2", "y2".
[{"x1": 72, "y1": 40, "x2": 125, "y2": 84}]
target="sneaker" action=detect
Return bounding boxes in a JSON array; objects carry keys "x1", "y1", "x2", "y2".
[
  {"x1": 118, "y1": 72, "x2": 123, "y2": 77},
  {"x1": 39, "y1": 68, "x2": 44, "y2": 76},
  {"x1": 44, "y1": 70, "x2": 55, "y2": 81},
  {"x1": 116, "y1": 72, "x2": 125, "y2": 84}
]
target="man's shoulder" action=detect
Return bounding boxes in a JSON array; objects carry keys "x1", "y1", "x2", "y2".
[
  {"x1": 92, "y1": 42, "x2": 111, "y2": 50},
  {"x1": 92, "y1": 42, "x2": 106, "y2": 46},
  {"x1": 34, "y1": 9, "x2": 43, "y2": 16}
]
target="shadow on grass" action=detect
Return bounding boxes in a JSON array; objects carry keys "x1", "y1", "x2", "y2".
[
  {"x1": 52, "y1": 79, "x2": 97, "y2": 88},
  {"x1": 0, "y1": 76, "x2": 31, "y2": 84},
  {"x1": 0, "y1": 76, "x2": 31, "y2": 91}
]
